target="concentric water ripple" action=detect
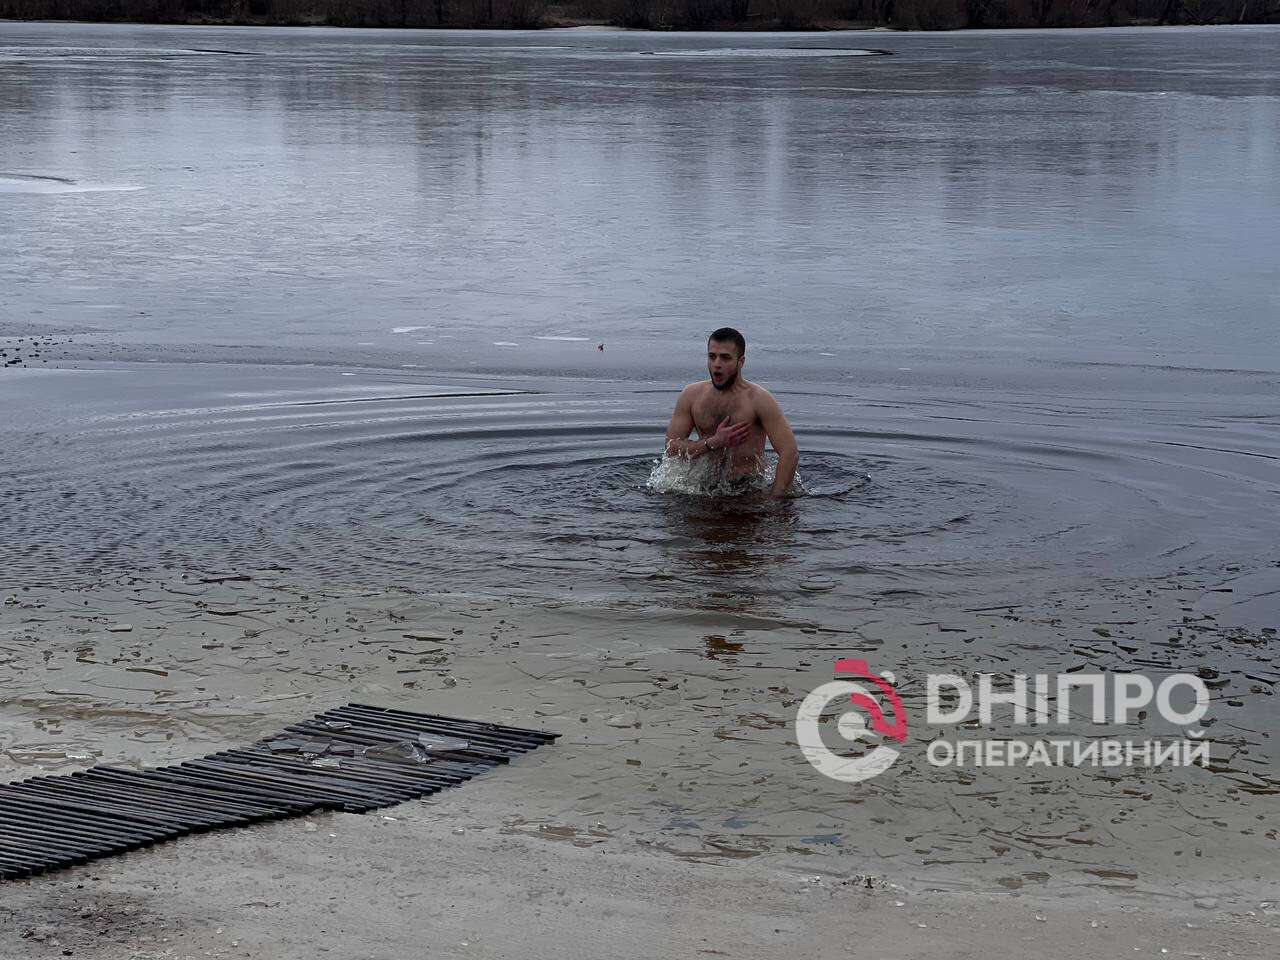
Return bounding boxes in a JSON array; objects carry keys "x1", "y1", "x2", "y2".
[{"x1": 4, "y1": 366, "x2": 1277, "y2": 613}]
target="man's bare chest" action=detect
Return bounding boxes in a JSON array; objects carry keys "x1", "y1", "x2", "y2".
[{"x1": 691, "y1": 392, "x2": 756, "y2": 433}]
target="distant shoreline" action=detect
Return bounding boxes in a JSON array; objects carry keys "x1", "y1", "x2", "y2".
[{"x1": 3, "y1": 9, "x2": 1276, "y2": 33}]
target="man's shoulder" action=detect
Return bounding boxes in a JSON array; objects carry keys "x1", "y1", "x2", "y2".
[
  {"x1": 746, "y1": 380, "x2": 778, "y2": 406},
  {"x1": 680, "y1": 380, "x2": 711, "y2": 398}
]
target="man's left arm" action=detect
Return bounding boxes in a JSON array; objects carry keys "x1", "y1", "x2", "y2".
[{"x1": 759, "y1": 392, "x2": 798, "y2": 498}]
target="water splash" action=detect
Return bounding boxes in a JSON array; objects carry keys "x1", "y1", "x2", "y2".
[
  {"x1": 645, "y1": 453, "x2": 786, "y2": 497},
  {"x1": 645, "y1": 453, "x2": 871, "y2": 499}
]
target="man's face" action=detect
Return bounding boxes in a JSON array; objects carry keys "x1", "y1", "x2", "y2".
[{"x1": 707, "y1": 339, "x2": 744, "y2": 391}]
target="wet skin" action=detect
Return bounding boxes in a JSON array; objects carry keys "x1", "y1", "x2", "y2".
[{"x1": 665, "y1": 340, "x2": 799, "y2": 496}]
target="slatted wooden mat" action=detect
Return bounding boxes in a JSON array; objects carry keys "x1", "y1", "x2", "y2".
[{"x1": 0, "y1": 703, "x2": 558, "y2": 880}]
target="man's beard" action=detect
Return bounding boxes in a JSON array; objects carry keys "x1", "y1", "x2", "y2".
[{"x1": 711, "y1": 370, "x2": 738, "y2": 392}]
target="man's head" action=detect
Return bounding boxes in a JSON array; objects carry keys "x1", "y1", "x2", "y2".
[{"x1": 707, "y1": 327, "x2": 746, "y2": 391}]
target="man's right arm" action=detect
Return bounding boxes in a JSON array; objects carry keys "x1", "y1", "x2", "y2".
[{"x1": 665, "y1": 388, "x2": 710, "y2": 458}]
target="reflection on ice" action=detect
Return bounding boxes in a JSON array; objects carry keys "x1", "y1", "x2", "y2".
[
  {"x1": 641, "y1": 47, "x2": 888, "y2": 59},
  {"x1": 0, "y1": 173, "x2": 142, "y2": 194},
  {"x1": 0, "y1": 46, "x2": 243, "y2": 60}
]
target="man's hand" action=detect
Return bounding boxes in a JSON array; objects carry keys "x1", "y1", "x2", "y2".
[
  {"x1": 708, "y1": 417, "x2": 750, "y2": 451},
  {"x1": 665, "y1": 387, "x2": 751, "y2": 459}
]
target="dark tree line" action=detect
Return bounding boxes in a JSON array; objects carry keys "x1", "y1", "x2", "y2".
[{"x1": 1, "y1": 0, "x2": 1276, "y2": 28}]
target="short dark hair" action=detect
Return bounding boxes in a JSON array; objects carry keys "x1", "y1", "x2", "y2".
[{"x1": 708, "y1": 327, "x2": 746, "y2": 358}]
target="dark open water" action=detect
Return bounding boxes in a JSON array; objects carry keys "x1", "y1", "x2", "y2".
[{"x1": 2, "y1": 363, "x2": 1278, "y2": 622}]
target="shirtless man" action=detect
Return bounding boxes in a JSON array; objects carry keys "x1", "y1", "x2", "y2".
[{"x1": 665, "y1": 327, "x2": 799, "y2": 498}]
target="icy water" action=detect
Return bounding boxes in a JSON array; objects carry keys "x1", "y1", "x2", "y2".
[
  {"x1": 2, "y1": 21, "x2": 1279, "y2": 605},
  {"x1": 1, "y1": 23, "x2": 1279, "y2": 903},
  {"x1": 2, "y1": 363, "x2": 1279, "y2": 618},
  {"x1": 0, "y1": 23, "x2": 1278, "y2": 376}
]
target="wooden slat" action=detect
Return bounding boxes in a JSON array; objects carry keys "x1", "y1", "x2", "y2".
[{"x1": 0, "y1": 704, "x2": 557, "y2": 881}]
